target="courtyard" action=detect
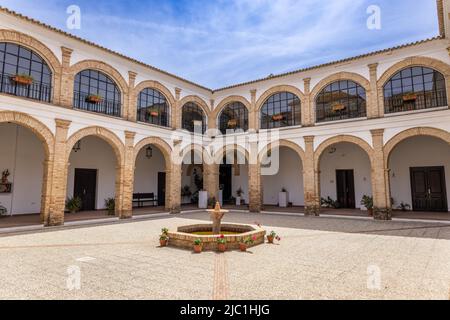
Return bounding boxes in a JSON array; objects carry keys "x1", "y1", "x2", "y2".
[{"x1": 0, "y1": 211, "x2": 449, "y2": 300}]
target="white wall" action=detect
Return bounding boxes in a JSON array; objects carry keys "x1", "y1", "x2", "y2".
[
  {"x1": 262, "y1": 147, "x2": 304, "y2": 206},
  {"x1": 231, "y1": 165, "x2": 249, "y2": 204},
  {"x1": 389, "y1": 136, "x2": 450, "y2": 211},
  {"x1": 0, "y1": 124, "x2": 44, "y2": 215},
  {"x1": 320, "y1": 142, "x2": 372, "y2": 208},
  {"x1": 66, "y1": 136, "x2": 117, "y2": 210},
  {"x1": 134, "y1": 146, "x2": 165, "y2": 196}
]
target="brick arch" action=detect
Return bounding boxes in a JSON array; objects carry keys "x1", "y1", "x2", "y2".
[
  {"x1": 214, "y1": 144, "x2": 250, "y2": 164},
  {"x1": 258, "y1": 139, "x2": 305, "y2": 164},
  {"x1": 384, "y1": 127, "x2": 450, "y2": 163},
  {"x1": 378, "y1": 56, "x2": 450, "y2": 113},
  {"x1": 0, "y1": 111, "x2": 54, "y2": 158},
  {"x1": 0, "y1": 29, "x2": 62, "y2": 103},
  {"x1": 314, "y1": 135, "x2": 374, "y2": 171},
  {"x1": 134, "y1": 136, "x2": 172, "y2": 166},
  {"x1": 256, "y1": 85, "x2": 305, "y2": 112},
  {"x1": 66, "y1": 126, "x2": 124, "y2": 165},
  {"x1": 133, "y1": 80, "x2": 176, "y2": 109},
  {"x1": 179, "y1": 95, "x2": 210, "y2": 117},
  {"x1": 180, "y1": 143, "x2": 214, "y2": 165},
  {"x1": 212, "y1": 95, "x2": 251, "y2": 119},
  {"x1": 310, "y1": 72, "x2": 371, "y2": 100}
]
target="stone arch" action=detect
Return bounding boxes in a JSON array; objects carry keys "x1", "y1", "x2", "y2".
[
  {"x1": 212, "y1": 95, "x2": 251, "y2": 119},
  {"x1": 66, "y1": 126, "x2": 124, "y2": 165},
  {"x1": 256, "y1": 85, "x2": 305, "y2": 112},
  {"x1": 258, "y1": 139, "x2": 305, "y2": 164},
  {"x1": 179, "y1": 95, "x2": 210, "y2": 117},
  {"x1": 134, "y1": 136, "x2": 172, "y2": 166},
  {"x1": 0, "y1": 29, "x2": 62, "y2": 103},
  {"x1": 314, "y1": 135, "x2": 374, "y2": 172},
  {"x1": 133, "y1": 80, "x2": 176, "y2": 110},
  {"x1": 0, "y1": 111, "x2": 54, "y2": 158},
  {"x1": 214, "y1": 144, "x2": 250, "y2": 164},
  {"x1": 384, "y1": 127, "x2": 450, "y2": 163},
  {"x1": 180, "y1": 143, "x2": 213, "y2": 165},
  {"x1": 310, "y1": 72, "x2": 371, "y2": 100},
  {"x1": 378, "y1": 56, "x2": 450, "y2": 113}
]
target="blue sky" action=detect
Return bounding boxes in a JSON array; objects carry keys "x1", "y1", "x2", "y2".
[{"x1": 0, "y1": 0, "x2": 439, "y2": 89}]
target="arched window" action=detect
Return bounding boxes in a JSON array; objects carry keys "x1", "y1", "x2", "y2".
[
  {"x1": 73, "y1": 69, "x2": 121, "y2": 117},
  {"x1": 182, "y1": 102, "x2": 206, "y2": 133},
  {"x1": 219, "y1": 102, "x2": 248, "y2": 134},
  {"x1": 383, "y1": 67, "x2": 447, "y2": 114},
  {"x1": 316, "y1": 80, "x2": 366, "y2": 123},
  {"x1": 137, "y1": 88, "x2": 170, "y2": 127},
  {"x1": 260, "y1": 92, "x2": 301, "y2": 129},
  {"x1": 0, "y1": 42, "x2": 52, "y2": 102}
]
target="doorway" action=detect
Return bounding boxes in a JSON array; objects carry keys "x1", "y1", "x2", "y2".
[
  {"x1": 157, "y1": 172, "x2": 166, "y2": 206},
  {"x1": 220, "y1": 164, "x2": 232, "y2": 203},
  {"x1": 336, "y1": 170, "x2": 355, "y2": 209},
  {"x1": 410, "y1": 167, "x2": 448, "y2": 212},
  {"x1": 74, "y1": 169, "x2": 97, "y2": 211}
]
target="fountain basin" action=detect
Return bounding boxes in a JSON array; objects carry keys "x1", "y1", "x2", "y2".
[{"x1": 167, "y1": 223, "x2": 266, "y2": 251}]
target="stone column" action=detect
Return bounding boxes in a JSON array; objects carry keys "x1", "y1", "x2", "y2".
[
  {"x1": 204, "y1": 163, "x2": 220, "y2": 200},
  {"x1": 119, "y1": 131, "x2": 136, "y2": 219},
  {"x1": 303, "y1": 136, "x2": 320, "y2": 216},
  {"x1": 166, "y1": 162, "x2": 182, "y2": 214},
  {"x1": 46, "y1": 119, "x2": 71, "y2": 226},
  {"x1": 249, "y1": 89, "x2": 258, "y2": 131},
  {"x1": 371, "y1": 129, "x2": 392, "y2": 220},
  {"x1": 302, "y1": 78, "x2": 314, "y2": 127},
  {"x1": 174, "y1": 88, "x2": 182, "y2": 129},
  {"x1": 127, "y1": 71, "x2": 137, "y2": 121},
  {"x1": 248, "y1": 141, "x2": 262, "y2": 212},
  {"x1": 60, "y1": 47, "x2": 74, "y2": 108},
  {"x1": 368, "y1": 63, "x2": 380, "y2": 119}
]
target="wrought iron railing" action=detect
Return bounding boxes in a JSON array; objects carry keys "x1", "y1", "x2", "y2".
[
  {"x1": 0, "y1": 72, "x2": 52, "y2": 103},
  {"x1": 316, "y1": 103, "x2": 367, "y2": 123},
  {"x1": 384, "y1": 89, "x2": 448, "y2": 114},
  {"x1": 73, "y1": 91, "x2": 121, "y2": 117}
]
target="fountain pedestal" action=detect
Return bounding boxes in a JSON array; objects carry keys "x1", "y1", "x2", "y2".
[{"x1": 207, "y1": 202, "x2": 229, "y2": 234}]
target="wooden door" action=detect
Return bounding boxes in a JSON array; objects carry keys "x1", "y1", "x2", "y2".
[
  {"x1": 336, "y1": 170, "x2": 356, "y2": 209},
  {"x1": 74, "y1": 169, "x2": 97, "y2": 211},
  {"x1": 410, "y1": 167, "x2": 447, "y2": 212}
]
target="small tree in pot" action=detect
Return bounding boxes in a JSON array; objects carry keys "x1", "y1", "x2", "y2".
[
  {"x1": 160, "y1": 228, "x2": 169, "y2": 247},
  {"x1": 66, "y1": 196, "x2": 82, "y2": 214},
  {"x1": 360, "y1": 195, "x2": 374, "y2": 216},
  {"x1": 104, "y1": 198, "x2": 115, "y2": 216}
]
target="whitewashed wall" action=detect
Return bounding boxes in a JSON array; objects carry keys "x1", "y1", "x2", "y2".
[
  {"x1": 0, "y1": 124, "x2": 44, "y2": 215},
  {"x1": 66, "y1": 136, "x2": 116, "y2": 210},
  {"x1": 389, "y1": 136, "x2": 450, "y2": 211},
  {"x1": 320, "y1": 142, "x2": 372, "y2": 209},
  {"x1": 134, "y1": 147, "x2": 165, "y2": 198}
]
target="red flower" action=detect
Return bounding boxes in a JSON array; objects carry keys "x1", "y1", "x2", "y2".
[
  {"x1": 220, "y1": 234, "x2": 225, "y2": 239},
  {"x1": 252, "y1": 236, "x2": 257, "y2": 241}
]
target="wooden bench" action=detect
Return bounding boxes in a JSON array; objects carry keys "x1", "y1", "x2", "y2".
[{"x1": 133, "y1": 193, "x2": 158, "y2": 208}]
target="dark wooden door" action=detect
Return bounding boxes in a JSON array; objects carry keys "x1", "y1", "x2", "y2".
[
  {"x1": 74, "y1": 169, "x2": 97, "y2": 211},
  {"x1": 157, "y1": 172, "x2": 166, "y2": 206},
  {"x1": 410, "y1": 167, "x2": 447, "y2": 212},
  {"x1": 336, "y1": 170, "x2": 356, "y2": 209},
  {"x1": 220, "y1": 164, "x2": 232, "y2": 202}
]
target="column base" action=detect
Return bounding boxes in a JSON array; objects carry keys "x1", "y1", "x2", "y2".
[
  {"x1": 119, "y1": 210, "x2": 132, "y2": 219},
  {"x1": 170, "y1": 206, "x2": 181, "y2": 214},
  {"x1": 45, "y1": 215, "x2": 64, "y2": 227},
  {"x1": 304, "y1": 205, "x2": 320, "y2": 216},
  {"x1": 373, "y1": 207, "x2": 392, "y2": 221}
]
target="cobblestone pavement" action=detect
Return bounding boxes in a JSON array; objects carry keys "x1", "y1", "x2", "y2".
[{"x1": 0, "y1": 212, "x2": 449, "y2": 300}]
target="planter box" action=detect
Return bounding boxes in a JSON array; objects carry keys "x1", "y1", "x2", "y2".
[
  {"x1": 85, "y1": 96, "x2": 103, "y2": 104},
  {"x1": 11, "y1": 75, "x2": 33, "y2": 85},
  {"x1": 198, "y1": 191, "x2": 208, "y2": 209},
  {"x1": 279, "y1": 192, "x2": 289, "y2": 208}
]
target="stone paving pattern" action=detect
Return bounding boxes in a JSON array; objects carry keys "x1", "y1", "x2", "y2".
[{"x1": 0, "y1": 212, "x2": 449, "y2": 300}]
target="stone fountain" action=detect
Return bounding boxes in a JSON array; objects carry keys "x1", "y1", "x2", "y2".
[{"x1": 207, "y1": 202, "x2": 229, "y2": 234}]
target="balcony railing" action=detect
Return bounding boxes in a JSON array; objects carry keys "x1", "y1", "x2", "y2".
[
  {"x1": 316, "y1": 103, "x2": 367, "y2": 123},
  {"x1": 384, "y1": 89, "x2": 448, "y2": 114},
  {"x1": 0, "y1": 72, "x2": 52, "y2": 103},
  {"x1": 73, "y1": 91, "x2": 121, "y2": 117}
]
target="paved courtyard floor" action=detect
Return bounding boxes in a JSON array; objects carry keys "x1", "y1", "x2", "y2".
[{"x1": 0, "y1": 212, "x2": 449, "y2": 300}]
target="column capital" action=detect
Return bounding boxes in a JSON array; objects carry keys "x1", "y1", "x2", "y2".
[
  {"x1": 175, "y1": 87, "x2": 182, "y2": 100},
  {"x1": 124, "y1": 131, "x2": 136, "y2": 140},
  {"x1": 250, "y1": 89, "x2": 257, "y2": 97},
  {"x1": 370, "y1": 129, "x2": 385, "y2": 137},
  {"x1": 303, "y1": 78, "x2": 311, "y2": 94},
  {"x1": 61, "y1": 46, "x2": 73, "y2": 57},
  {"x1": 128, "y1": 71, "x2": 137, "y2": 80},
  {"x1": 304, "y1": 135, "x2": 315, "y2": 143},
  {"x1": 55, "y1": 119, "x2": 71, "y2": 129},
  {"x1": 368, "y1": 63, "x2": 379, "y2": 71}
]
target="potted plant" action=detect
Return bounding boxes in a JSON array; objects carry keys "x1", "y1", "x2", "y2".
[
  {"x1": 104, "y1": 198, "x2": 115, "y2": 216},
  {"x1": 403, "y1": 93, "x2": 417, "y2": 102},
  {"x1": 217, "y1": 234, "x2": 227, "y2": 252},
  {"x1": 148, "y1": 108, "x2": 159, "y2": 117},
  {"x1": 272, "y1": 114, "x2": 284, "y2": 121},
  {"x1": 10, "y1": 74, "x2": 34, "y2": 85},
  {"x1": 360, "y1": 195, "x2": 374, "y2": 216},
  {"x1": 160, "y1": 228, "x2": 169, "y2": 247},
  {"x1": 239, "y1": 236, "x2": 256, "y2": 252},
  {"x1": 279, "y1": 187, "x2": 289, "y2": 208},
  {"x1": 236, "y1": 188, "x2": 244, "y2": 206},
  {"x1": 267, "y1": 231, "x2": 281, "y2": 244},
  {"x1": 331, "y1": 102, "x2": 346, "y2": 112},
  {"x1": 227, "y1": 119, "x2": 238, "y2": 128},
  {"x1": 85, "y1": 94, "x2": 103, "y2": 104},
  {"x1": 66, "y1": 196, "x2": 82, "y2": 214},
  {"x1": 193, "y1": 239, "x2": 203, "y2": 253},
  {"x1": 1, "y1": 169, "x2": 10, "y2": 183},
  {"x1": 0, "y1": 205, "x2": 7, "y2": 216}
]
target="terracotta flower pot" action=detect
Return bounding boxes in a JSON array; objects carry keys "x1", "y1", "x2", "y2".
[
  {"x1": 194, "y1": 245, "x2": 203, "y2": 253},
  {"x1": 368, "y1": 208, "x2": 374, "y2": 217},
  {"x1": 160, "y1": 239, "x2": 168, "y2": 247},
  {"x1": 217, "y1": 243, "x2": 227, "y2": 252},
  {"x1": 267, "y1": 236, "x2": 274, "y2": 244},
  {"x1": 86, "y1": 96, "x2": 103, "y2": 104},
  {"x1": 11, "y1": 75, "x2": 33, "y2": 85},
  {"x1": 150, "y1": 111, "x2": 159, "y2": 117},
  {"x1": 239, "y1": 243, "x2": 247, "y2": 252}
]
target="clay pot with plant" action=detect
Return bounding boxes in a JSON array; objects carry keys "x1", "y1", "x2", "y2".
[
  {"x1": 11, "y1": 74, "x2": 34, "y2": 85},
  {"x1": 360, "y1": 195, "x2": 374, "y2": 216},
  {"x1": 217, "y1": 234, "x2": 227, "y2": 252},
  {"x1": 160, "y1": 228, "x2": 169, "y2": 247},
  {"x1": 65, "y1": 196, "x2": 82, "y2": 214},
  {"x1": 193, "y1": 239, "x2": 203, "y2": 253},
  {"x1": 104, "y1": 198, "x2": 115, "y2": 216},
  {"x1": 267, "y1": 231, "x2": 281, "y2": 244},
  {"x1": 240, "y1": 235, "x2": 256, "y2": 252}
]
